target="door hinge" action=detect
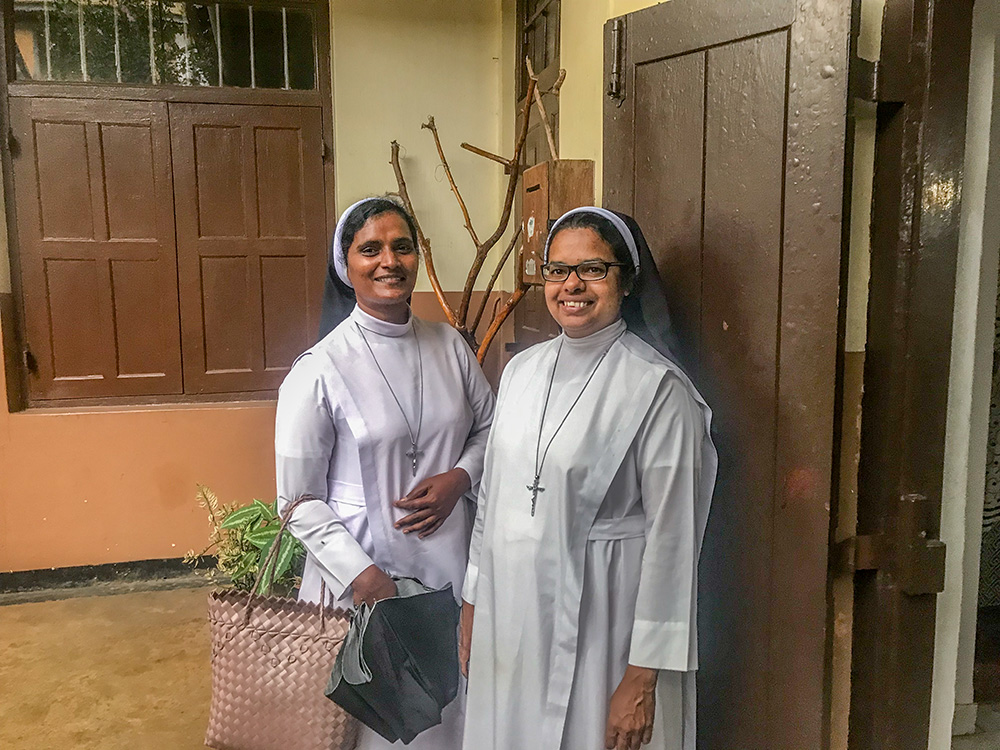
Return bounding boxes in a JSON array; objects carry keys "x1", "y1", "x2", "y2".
[
  {"x1": 322, "y1": 141, "x2": 331, "y2": 162},
  {"x1": 607, "y1": 17, "x2": 626, "y2": 102},
  {"x1": 7, "y1": 129, "x2": 19, "y2": 156},
  {"x1": 22, "y1": 347, "x2": 36, "y2": 374},
  {"x1": 851, "y1": 57, "x2": 879, "y2": 104},
  {"x1": 831, "y1": 494, "x2": 946, "y2": 596}
]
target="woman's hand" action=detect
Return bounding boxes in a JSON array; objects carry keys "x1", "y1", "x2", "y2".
[
  {"x1": 459, "y1": 600, "x2": 475, "y2": 677},
  {"x1": 394, "y1": 468, "x2": 471, "y2": 538},
  {"x1": 605, "y1": 665, "x2": 657, "y2": 750},
  {"x1": 351, "y1": 564, "x2": 397, "y2": 607}
]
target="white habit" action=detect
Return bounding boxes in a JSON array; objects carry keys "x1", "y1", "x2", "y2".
[
  {"x1": 275, "y1": 305, "x2": 495, "y2": 750},
  {"x1": 462, "y1": 318, "x2": 716, "y2": 750}
]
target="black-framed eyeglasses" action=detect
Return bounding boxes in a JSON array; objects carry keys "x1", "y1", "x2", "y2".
[{"x1": 541, "y1": 261, "x2": 630, "y2": 282}]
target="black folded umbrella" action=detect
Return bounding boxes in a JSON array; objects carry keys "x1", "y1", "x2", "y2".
[{"x1": 325, "y1": 578, "x2": 461, "y2": 745}]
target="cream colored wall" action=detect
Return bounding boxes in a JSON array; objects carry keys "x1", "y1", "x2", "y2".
[
  {"x1": 330, "y1": 0, "x2": 509, "y2": 292},
  {"x1": 558, "y1": 1, "x2": 668, "y2": 201}
]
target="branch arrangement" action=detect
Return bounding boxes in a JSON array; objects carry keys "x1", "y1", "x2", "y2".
[{"x1": 389, "y1": 63, "x2": 563, "y2": 364}]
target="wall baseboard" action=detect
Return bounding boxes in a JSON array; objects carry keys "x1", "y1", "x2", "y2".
[{"x1": 0, "y1": 556, "x2": 215, "y2": 594}]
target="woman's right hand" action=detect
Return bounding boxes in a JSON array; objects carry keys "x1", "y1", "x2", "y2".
[
  {"x1": 351, "y1": 564, "x2": 397, "y2": 607},
  {"x1": 459, "y1": 600, "x2": 475, "y2": 677}
]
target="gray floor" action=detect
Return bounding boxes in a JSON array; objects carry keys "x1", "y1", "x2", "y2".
[{"x1": 954, "y1": 704, "x2": 1000, "y2": 749}]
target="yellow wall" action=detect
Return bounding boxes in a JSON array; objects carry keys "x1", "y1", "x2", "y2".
[
  {"x1": 559, "y1": 0, "x2": 669, "y2": 199},
  {"x1": 331, "y1": 0, "x2": 510, "y2": 292},
  {"x1": 0, "y1": 1, "x2": 515, "y2": 572}
]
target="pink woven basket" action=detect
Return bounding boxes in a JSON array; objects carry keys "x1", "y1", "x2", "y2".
[{"x1": 204, "y1": 496, "x2": 359, "y2": 750}]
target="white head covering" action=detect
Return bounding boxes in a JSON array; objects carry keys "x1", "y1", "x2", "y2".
[{"x1": 543, "y1": 206, "x2": 641, "y2": 272}]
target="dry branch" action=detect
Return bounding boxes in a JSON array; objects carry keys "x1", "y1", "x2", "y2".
[
  {"x1": 472, "y1": 225, "x2": 521, "y2": 334},
  {"x1": 422, "y1": 117, "x2": 480, "y2": 247},
  {"x1": 477, "y1": 284, "x2": 528, "y2": 364},
  {"x1": 390, "y1": 140, "x2": 457, "y2": 327},
  {"x1": 526, "y1": 57, "x2": 558, "y2": 161},
  {"x1": 457, "y1": 74, "x2": 537, "y2": 326},
  {"x1": 460, "y1": 142, "x2": 513, "y2": 171}
]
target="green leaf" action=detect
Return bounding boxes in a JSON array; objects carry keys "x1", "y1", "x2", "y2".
[
  {"x1": 253, "y1": 499, "x2": 275, "y2": 522},
  {"x1": 230, "y1": 550, "x2": 257, "y2": 581},
  {"x1": 272, "y1": 534, "x2": 298, "y2": 581},
  {"x1": 220, "y1": 504, "x2": 263, "y2": 529},
  {"x1": 245, "y1": 525, "x2": 279, "y2": 549}
]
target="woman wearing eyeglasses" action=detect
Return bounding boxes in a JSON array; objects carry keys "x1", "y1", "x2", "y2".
[{"x1": 459, "y1": 208, "x2": 717, "y2": 750}]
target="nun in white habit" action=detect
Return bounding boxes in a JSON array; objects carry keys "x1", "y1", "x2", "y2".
[
  {"x1": 460, "y1": 208, "x2": 717, "y2": 750},
  {"x1": 275, "y1": 197, "x2": 495, "y2": 750}
]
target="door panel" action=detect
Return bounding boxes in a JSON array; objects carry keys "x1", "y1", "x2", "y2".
[
  {"x1": 170, "y1": 102, "x2": 325, "y2": 394},
  {"x1": 10, "y1": 97, "x2": 183, "y2": 399},
  {"x1": 604, "y1": 2, "x2": 850, "y2": 748}
]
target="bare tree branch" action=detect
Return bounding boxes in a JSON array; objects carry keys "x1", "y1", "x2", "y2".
[
  {"x1": 390, "y1": 140, "x2": 457, "y2": 327},
  {"x1": 526, "y1": 57, "x2": 558, "y2": 161},
  {"x1": 422, "y1": 116, "x2": 480, "y2": 248},
  {"x1": 477, "y1": 284, "x2": 528, "y2": 365},
  {"x1": 545, "y1": 68, "x2": 567, "y2": 97},
  {"x1": 460, "y1": 142, "x2": 514, "y2": 171},
  {"x1": 457, "y1": 75, "x2": 537, "y2": 326},
  {"x1": 471, "y1": 225, "x2": 521, "y2": 335}
]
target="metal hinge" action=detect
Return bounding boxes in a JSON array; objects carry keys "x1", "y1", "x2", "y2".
[
  {"x1": 831, "y1": 494, "x2": 946, "y2": 596},
  {"x1": 8, "y1": 129, "x2": 19, "y2": 156},
  {"x1": 321, "y1": 141, "x2": 331, "y2": 162},
  {"x1": 851, "y1": 57, "x2": 879, "y2": 103},
  {"x1": 22, "y1": 347, "x2": 36, "y2": 374},
  {"x1": 607, "y1": 17, "x2": 626, "y2": 102}
]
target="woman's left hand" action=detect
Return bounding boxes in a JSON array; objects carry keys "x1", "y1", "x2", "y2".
[
  {"x1": 605, "y1": 665, "x2": 657, "y2": 750},
  {"x1": 393, "y1": 468, "x2": 471, "y2": 538}
]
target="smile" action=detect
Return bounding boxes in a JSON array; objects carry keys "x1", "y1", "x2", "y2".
[
  {"x1": 375, "y1": 275, "x2": 406, "y2": 283},
  {"x1": 560, "y1": 300, "x2": 593, "y2": 309}
]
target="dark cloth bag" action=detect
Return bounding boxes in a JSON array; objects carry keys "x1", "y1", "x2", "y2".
[{"x1": 325, "y1": 578, "x2": 460, "y2": 745}]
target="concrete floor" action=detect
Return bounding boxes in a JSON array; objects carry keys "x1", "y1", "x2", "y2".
[
  {"x1": 0, "y1": 584, "x2": 212, "y2": 749},
  {"x1": 2, "y1": 582, "x2": 999, "y2": 750},
  {"x1": 953, "y1": 703, "x2": 1000, "y2": 750}
]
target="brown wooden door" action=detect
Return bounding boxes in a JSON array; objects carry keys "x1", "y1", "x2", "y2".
[
  {"x1": 849, "y1": 2, "x2": 975, "y2": 748},
  {"x1": 603, "y1": 2, "x2": 850, "y2": 748},
  {"x1": 169, "y1": 102, "x2": 326, "y2": 394},
  {"x1": 9, "y1": 97, "x2": 183, "y2": 400}
]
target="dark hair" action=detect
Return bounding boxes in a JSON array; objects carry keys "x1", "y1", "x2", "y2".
[
  {"x1": 339, "y1": 197, "x2": 419, "y2": 265},
  {"x1": 548, "y1": 212, "x2": 637, "y2": 292}
]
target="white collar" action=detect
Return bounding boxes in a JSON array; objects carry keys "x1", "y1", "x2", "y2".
[{"x1": 350, "y1": 304, "x2": 413, "y2": 338}]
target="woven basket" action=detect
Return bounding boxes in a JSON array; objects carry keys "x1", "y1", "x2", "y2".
[{"x1": 204, "y1": 496, "x2": 359, "y2": 750}]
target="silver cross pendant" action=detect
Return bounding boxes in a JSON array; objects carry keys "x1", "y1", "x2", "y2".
[{"x1": 527, "y1": 474, "x2": 544, "y2": 516}]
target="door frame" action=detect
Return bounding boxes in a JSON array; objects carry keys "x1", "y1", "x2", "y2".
[
  {"x1": 603, "y1": 1, "x2": 851, "y2": 748},
  {"x1": 849, "y1": 2, "x2": 976, "y2": 748},
  {"x1": 0, "y1": 0, "x2": 335, "y2": 410}
]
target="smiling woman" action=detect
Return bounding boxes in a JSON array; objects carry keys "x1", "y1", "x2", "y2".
[{"x1": 274, "y1": 197, "x2": 496, "y2": 749}]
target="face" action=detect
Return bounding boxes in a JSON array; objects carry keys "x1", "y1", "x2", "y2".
[
  {"x1": 543, "y1": 227, "x2": 626, "y2": 338},
  {"x1": 346, "y1": 211, "x2": 418, "y2": 320}
]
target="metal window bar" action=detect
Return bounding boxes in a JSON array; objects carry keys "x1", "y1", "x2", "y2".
[
  {"x1": 214, "y1": 3, "x2": 223, "y2": 86},
  {"x1": 43, "y1": 0, "x2": 52, "y2": 79},
  {"x1": 113, "y1": 0, "x2": 122, "y2": 82},
  {"x1": 248, "y1": 4, "x2": 255, "y2": 88},
  {"x1": 182, "y1": 4, "x2": 192, "y2": 84},
  {"x1": 281, "y1": 6, "x2": 288, "y2": 89},
  {"x1": 78, "y1": 0, "x2": 88, "y2": 81},
  {"x1": 147, "y1": 0, "x2": 158, "y2": 83}
]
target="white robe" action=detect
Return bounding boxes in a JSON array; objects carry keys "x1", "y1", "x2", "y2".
[
  {"x1": 275, "y1": 305, "x2": 495, "y2": 750},
  {"x1": 462, "y1": 319, "x2": 717, "y2": 750}
]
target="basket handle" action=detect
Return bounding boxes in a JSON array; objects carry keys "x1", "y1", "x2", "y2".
[{"x1": 242, "y1": 494, "x2": 326, "y2": 626}]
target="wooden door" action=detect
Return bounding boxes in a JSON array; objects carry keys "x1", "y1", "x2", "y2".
[
  {"x1": 169, "y1": 102, "x2": 326, "y2": 394},
  {"x1": 849, "y1": 2, "x2": 974, "y2": 748},
  {"x1": 603, "y1": 2, "x2": 850, "y2": 748},
  {"x1": 9, "y1": 97, "x2": 182, "y2": 400}
]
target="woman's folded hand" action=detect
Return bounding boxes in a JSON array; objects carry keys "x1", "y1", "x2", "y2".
[
  {"x1": 459, "y1": 600, "x2": 475, "y2": 677},
  {"x1": 394, "y1": 468, "x2": 472, "y2": 538}
]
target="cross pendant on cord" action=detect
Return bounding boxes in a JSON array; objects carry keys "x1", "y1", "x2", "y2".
[
  {"x1": 527, "y1": 475, "x2": 544, "y2": 516},
  {"x1": 406, "y1": 444, "x2": 423, "y2": 476}
]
